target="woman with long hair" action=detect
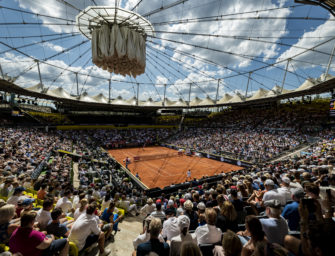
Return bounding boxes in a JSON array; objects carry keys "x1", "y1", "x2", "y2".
[{"x1": 216, "y1": 201, "x2": 238, "y2": 233}]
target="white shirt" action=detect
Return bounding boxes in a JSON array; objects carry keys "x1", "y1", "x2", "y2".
[
  {"x1": 36, "y1": 208, "x2": 52, "y2": 230},
  {"x1": 74, "y1": 208, "x2": 85, "y2": 220},
  {"x1": 278, "y1": 187, "x2": 292, "y2": 204},
  {"x1": 170, "y1": 233, "x2": 197, "y2": 256},
  {"x1": 162, "y1": 217, "x2": 180, "y2": 241},
  {"x1": 141, "y1": 204, "x2": 156, "y2": 215},
  {"x1": 132, "y1": 232, "x2": 165, "y2": 250},
  {"x1": 195, "y1": 224, "x2": 222, "y2": 245},
  {"x1": 150, "y1": 210, "x2": 166, "y2": 221},
  {"x1": 6, "y1": 195, "x2": 26, "y2": 206},
  {"x1": 68, "y1": 213, "x2": 101, "y2": 251},
  {"x1": 263, "y1": 189, "x2": 288, "y2": 206},
  {"x1": 55, "y1": 197, "x2": 73, "y2": 213},
  {"x1": 72, "y1": 195, "x2": 80, "y2": 209}
]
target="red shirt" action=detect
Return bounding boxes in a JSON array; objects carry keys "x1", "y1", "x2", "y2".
[{"x1": 9, "y1": 227, "x2": 46, "y2": 256}]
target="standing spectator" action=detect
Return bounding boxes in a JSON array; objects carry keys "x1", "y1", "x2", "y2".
[
  {"x1": 137, "y1": 217, "x2": 169, "y2": 256},
  {"x1": 195, "y1": 208, "x2": 222, "y2": 245}
]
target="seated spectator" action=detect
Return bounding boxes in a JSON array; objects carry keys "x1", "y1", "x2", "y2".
[
  {"x1": 141, "y1": 198, "x2": 156, "y2": 216},
  {"x1": 0, "y1": 202, "x2": 19, "y2": 244},
  {"x1": 254, "y1": 240, "x2": 289, "y2": 256},
  {"x1": 0, "y1": 180, "x2": 12, "y2": 198},
  {"x1": 262, "y1": 179, "x2": 288, "y2": 206},
  {"x1": 46, "y1": 208, "x2": 72, "y2": 238},
  {"x1": 9, "y1": 211, "x2": 69, "y2": 256},
  {"x1": 132, "y1": 215, "x2": 165, "y2": 252},
  {"x1": 170, "y1": 215, "x2": 197, "y2": 256},
  {"x1": 260, "y1": 200, "x2": 288, "y2": 245},
  {"x1": 195, "y1": 208, "x2": 222, "y2": 245},
  {"x1": 183, "y1": 200, "x2": 198, "y2": 231},
  {"x1": 180, "y1": 241, "x2": 201, "y2": 256},
  {"x1": 150, "y1": 203, "x2": 166, "y2": 221},
  {"x1": 36, "y1": 198, "x2": 54, "y2": 231},
  {"x1": 37, "y1": 184, "x2": 47, "y2": 200},
  {"x1": 101, "y1": 193, "x2": 111, "y2": 212},
  {"x1": 137, "y1": 217, "x2": 169, "y2": 256},
  {"x1": 74, "y1": 198, "x2": 88, "y2": 220},
  {"x1": 7, "y1": 187, "x2": 26, "y2": 206},
  {"x1": 55, "y1": 190, "x2": 73, "y2": 214},
  {"x1": 282, "y1": 188, "x2": 304, "y2": 231},
  {"x1": 101, "y1": 201, "x2": 122, "y2": 235},
  {"x1": 19, "y1": 198, "x2": 35, "y2": 217},
  {"x1": 68, "y1": 203, "x2": 111, "y2": 256},
  {"x1": 239, "y1": 215, "x2": 267, "y2": 256},
  {"x1": 213, "y1": 230, "x2": 242, "y2": 256},
  {"x1": 118, "y1": 194, "x2": 139, "y2": 216},
  {"x1": 216, "y1": 201, "x2": 238, "y2": 233},
  {"x1": 162, "y1": 208, "x2": 180, "y2": 241}
]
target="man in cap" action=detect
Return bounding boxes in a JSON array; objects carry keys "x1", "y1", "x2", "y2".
[
  {"x1": 162, "y1": 208, "x2": 180, "y2": 241},
  {"x1": 282, "y1": 188, "x2": 304, "y2": 231},
  {"x1": 278, "y1": 176, "x2": 293, "y2": 203},
  {"x1": 262, "y1": 179, "x2": 288, "y2": 206},
  {"x1": 260, "y1": 199, "x2": 289, "y2": 245},
  {"x1": 170, "y1": 215, "x2": 197, "y2": 256}
]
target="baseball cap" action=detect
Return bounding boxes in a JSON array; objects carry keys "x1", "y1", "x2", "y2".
[
  {"x1": 264, "y1": 179, "x2": 275, "y2": 186},
  {"x1": 178, "y1": 215, "x2": 190, "y2": 229},
  {"x1": 281, "y1": 177, "x2": 290, "y2": 185},
  {"x1": 21, "y1": 198, "x2": 35, "y2": 206},
  {"x1": 168, "y1": 199, "x2": 174, "y2": 206},
  {"x1": 264, "y1": 199, "x2": 281, "y2": 209},
  {"x1": 14, "y1": 187, "x2": 26, "y2": 194}
]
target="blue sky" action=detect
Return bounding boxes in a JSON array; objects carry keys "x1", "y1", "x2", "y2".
[{"x1": 0, "y1": 0, "x2": 334, "y2": 101}]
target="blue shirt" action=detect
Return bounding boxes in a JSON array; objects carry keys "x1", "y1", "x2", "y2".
[
  {"x1": 101, "y1": 208, "x2": 114, "y2": 223},
  {"x1": 282, "y1": 201, "x2": 300, "y2": 231}
]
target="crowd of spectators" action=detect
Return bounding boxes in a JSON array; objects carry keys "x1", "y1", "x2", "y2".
[
  {"x1": 0, "y1": 109, "x2": 334, "y2": 256},
  {"x1": 167, "y1": 128, "x2": 307, "y2": 162}
]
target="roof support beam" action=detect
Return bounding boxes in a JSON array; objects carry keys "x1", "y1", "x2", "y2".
[
  {"x1": 163, "y1": 84, "x2": 167, "y2": 107},
  {"x1": 188, "y1": 83, "x2": 192, "y2": 106},
  {"x1": 75, "y1": 73, "x2": 79, "y2": 96},
  {"x1": 136, "y1": 83, "x2": 140, "y2": 106},
  {"x1": 108, "y1": 77, "x2": 111, "y2": 104},
  {"x1": 215, "y1": 79, "x2": 220, "y2": 103},
  {"x1": 325, "y1": 40, "x2": 335, "y2": 81},
  {"x1": 0, "y1": 63, "x2": 4, "y2": 79},
  {"x1": 245, "y1": 72, "x2": 252, "y2": 98},
  {"x1": 36, "y1": 60, "x2": 43, "y2": 90},
  {"x1": 281, "y1": 59, "x2": 290, "y2": 94}
]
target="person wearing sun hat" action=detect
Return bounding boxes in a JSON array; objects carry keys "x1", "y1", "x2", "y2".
[{"x1": 170, "y1": 215, "x2": 197, "y2": 256}]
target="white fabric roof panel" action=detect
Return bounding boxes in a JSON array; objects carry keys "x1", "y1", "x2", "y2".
[
  {"x1": 92, "y1": 93, "x2": 109, "y2": 104},
  {"x1": 217, "y1": 94, "x2": 233, "y2": 104},
  {"x1": 228, "y1": 93, "x2": 244, "y2": 103},
  {"x1": 173, "y1": 98, "x2": 187, "y2": 107},
  {"x1": 78, "y1": 92, "x2": 97, "y2": 103},
  {"x1": 247, "y1": 88, "x2": 269, "y2": 101},
  {"x1": 46, "y1": 87, "x2": 75, "y2": 100},
  {"x1": 112, "y1": 96, "x2": 127, "y2": 105},
  {"x1": 189, "y1": 97, "x2": 202, "y2": 106},
  {"x1": 26, "y1": 83, "x2": 43, "y2": 93},
  {"x1": 199, "y1": 96, "x2": 215, "y2": 106},
  {"x1": 295, "y1": 78, "x2": 317, "y2": 92}
]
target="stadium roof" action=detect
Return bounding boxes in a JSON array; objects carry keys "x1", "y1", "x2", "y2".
[{"x1": 0, "y1": 0, "x2": 335, "y2": 108}]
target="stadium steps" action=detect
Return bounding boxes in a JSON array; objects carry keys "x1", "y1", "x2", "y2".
[{"x1": 87, "y1": 215, "x2": 143, "y2": 256}]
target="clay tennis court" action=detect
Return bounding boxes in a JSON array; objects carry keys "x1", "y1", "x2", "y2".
[{"x1": 108, "y1": 146, "x2": 243, "y2": 189}]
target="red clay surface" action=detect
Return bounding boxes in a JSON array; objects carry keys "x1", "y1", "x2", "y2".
[{"x1": 109, "y1": 146, "x2": 243, "y2": 189}]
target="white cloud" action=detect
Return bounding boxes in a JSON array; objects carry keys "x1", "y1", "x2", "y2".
[{"x1": 42, "y1": 42, "x2": 65, "y2": 52}]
